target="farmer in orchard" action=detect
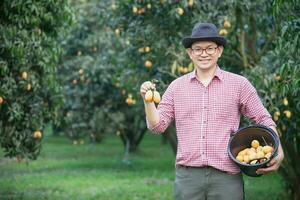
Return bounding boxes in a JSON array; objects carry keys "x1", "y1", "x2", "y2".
[{"x1": 140, "y1": 23, "x2": 284, "y2": 200}]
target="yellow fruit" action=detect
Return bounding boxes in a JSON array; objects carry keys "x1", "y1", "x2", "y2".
[
  {"x1": 132, "y1": 6, "x2": 138, "y2": 13},
  {"x1": 283, "y1": 110, "x2": 292, "y2": 118},
  {"x1": 273, "y1": 114, "x2": 279, "y2": 121},
  {"x1": 147, "y1": 3, "x2": 151, "y2": 9},
  {"x1": 224, "y1": 20, "x2": 231, "y2": 28},
  {"x1": 243, "y1": 148, "x2": 250, "y2": 155},
  {"x1": 283, "y1": 97, "x2": 288, "y2": 106},
  {"x1": 256, "y1": 146, "x2": 263, "y2": 152},
  {"x1": 188, "y1": 62, "x2": 194, "y2": 71},
  {"x1": 153, "y1": 91, "x2": 161, "y2": 104},
  {"x1": 77, "y1": 51, "x2": 82, "y2": 56},
  {"x1": 219, "y1": 29, "x2": 228, "y2": 36},
  {"x1": 176, "y1": 7, "x2": 184, "y2": 15},
  {"x1": 79, "y1": 139, "x2": 84, "y2": 145},
  {"x1": 188, "y1": 0, "x2": 194, "y2": 7},
  {"x1": 265, "y1": 152, "x2": 272, "y2": 159},
  {"x1": 183, "y1": 67, "x2": 189, "y2": 74},
  {"x1": 0, "y1": 96, "x2": 3, "y2": 104},
  {"x1": 72, "y1": 79, "x2": 77, "y2": 85},
  {"x1": 250, "y1": 147, "x2": 256, "y2": 153},
  {"x1": 22, "y1": 71, "x2": 28, "y2": 80},
  {"x1": 251, "y1": 140, "x2": 260, "y2": 148},
  {"x1": 238, "y1": 150, "x2": 246, "y2": 156},
  {"x1": 138, "y1": 48, "x2": 145, "y2": 53},
  {"x1": 145, "y1": 90, "x2": 154, "y2": 102},
  {"x1": 236, "y1": 155, "x2": 243, "y2": 162},
  {"x1": 111, "y1": 3, "x2": 117, "y2": 10},
  {"x1": 66, "y1": 112, "x2": 71, "y2": 117},
  {"x1": 128, "y1": 93, "x2": 133, "y2": 98},
  {"x1": 33, "y1": 131, "x2": 42, "y2": 139},
  {"x1": 256, "y1": 151, "x2": 265, "y2": 159},
  {"x1": 144, "y1": 60, "x2": 153, "y2": 68},
  {"x1": 248, "y1": 152, "x2": 256, "y2": 161},
  {"x1": 262, "y1": 145, "x2": 273, "y2": 154},
  {"x1": 274, "y1": 111, "x2": 280, "y2": 116},
  {"x1": 178, "y1": 66, "x2": 184, "y2": 73},
  {"x1": 116, "y1": 130, "x2": 121, "y2": 136},
  {"x1": 79, "y1": 69, "x2": 84, "y2": 75},
  {"x1": 73, "y1": 140, "x2": 78, "y2": 145},
  {"x1": 138, "y1": 8, "x2": 146, "y2": 14},
  {"x1": 145, "y1": 46, "x2": 151, "y2": 52},
  {"x1": 126, "y1": 97, "x2": 133, "y2": 105},
  {"x1": 115, "y1": 28, "x2": 120, "y2": 36},
  {"x1": 27, "y1": 83, "x2": 32, "y2": 91},
  {"x1": 275, "y1": 75, "x2": 281, "y2": 81},
  {"x1": 243, "y1": 155, "x2": 250, "y2": 163}
]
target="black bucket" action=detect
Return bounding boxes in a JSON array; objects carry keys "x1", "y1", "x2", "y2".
[{"x1": 228, "y1": 125, "x2": 279, "y2": 177}]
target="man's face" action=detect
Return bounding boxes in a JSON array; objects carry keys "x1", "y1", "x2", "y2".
[{"x1": 187, "y1": 41, "x2": 223, "y2": 71}]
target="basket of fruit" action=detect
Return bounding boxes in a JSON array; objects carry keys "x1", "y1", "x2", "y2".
[{"x1": 228, "y1": 125, "x2": 279, "y2": 177}]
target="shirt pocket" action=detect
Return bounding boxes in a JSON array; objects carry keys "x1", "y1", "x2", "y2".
[{"x1": 211, "y1": 97, "x2": 238, "y2": 120}]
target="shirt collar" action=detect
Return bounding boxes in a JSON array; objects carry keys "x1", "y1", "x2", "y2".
[{"x1": 189, "y1": 66, "x2": 224, "y2": 82}]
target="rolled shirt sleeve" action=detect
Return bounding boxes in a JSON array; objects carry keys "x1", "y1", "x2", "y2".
[
  {"x1": 146, "y1": 82, "x2": 175, "y2": 134},
  {"x1": 239, "y1": 78, "x2": 276, "y2": 127}
]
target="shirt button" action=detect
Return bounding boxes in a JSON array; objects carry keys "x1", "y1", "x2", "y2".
[{"x1": 202, "y1": 136, "x2": 205, "y2": 139}]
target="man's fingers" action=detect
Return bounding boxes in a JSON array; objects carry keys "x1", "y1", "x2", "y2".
[
  {"x1": 267, "y1": 158, "x2": 276, "y2": 167},
  {"x1": 140, "y1": 82, "x2": 155, "y2": 91},
  {"x1": 256, "y1": 162, "x2": 280, "y2": 175},
  {"x1": 140, "y1": 81, "x2": 156, "y2": 98},
  {"x1": 256, "y1": 165, "x2": 277, "y2": 174}
]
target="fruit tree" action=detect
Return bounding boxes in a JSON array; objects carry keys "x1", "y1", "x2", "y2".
[{"x1": 0, "y1": 1, "x2": 73, "y2": 160}]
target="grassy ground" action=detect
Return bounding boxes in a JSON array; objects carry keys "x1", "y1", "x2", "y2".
[{"x1": 0, "y1": 133, "x2": 290, "y2": 200}]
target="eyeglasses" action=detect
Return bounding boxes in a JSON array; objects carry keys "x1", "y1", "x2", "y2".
[{"x1": 191, "y1": 46, "x2": 219, "y2": 56}]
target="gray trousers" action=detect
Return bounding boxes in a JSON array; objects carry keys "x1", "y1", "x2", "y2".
[{"x1": 174, "y1": 166, "x2": 244, "y2": 200}]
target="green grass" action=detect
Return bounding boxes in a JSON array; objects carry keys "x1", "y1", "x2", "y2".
[{"x1": 0, "y1": 133, "x2": 290, "y2": 200}]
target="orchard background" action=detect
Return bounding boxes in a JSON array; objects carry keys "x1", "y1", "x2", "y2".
[{"x1": 0, "y1": 0, "x2": 299, "y2": 199}]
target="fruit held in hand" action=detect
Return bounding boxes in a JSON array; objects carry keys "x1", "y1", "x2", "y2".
[
  {"x1": 145, "y1": 90, "x2": 154, "y2": 102},
  {"x1": 153, "y1": 91, "x2": 161, "y2": 103},
  {"x1": 144, "y1": 90, "x2": 161, "y2": 104}
]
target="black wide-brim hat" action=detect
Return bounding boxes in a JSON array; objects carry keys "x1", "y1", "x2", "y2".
[{"x1": 182, "y1": 23, "x2": 227, "y2": 48}]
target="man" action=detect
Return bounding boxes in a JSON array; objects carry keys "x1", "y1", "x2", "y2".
[{"x1": 139, "y1": 23, "x2": 284, "y2": 200}]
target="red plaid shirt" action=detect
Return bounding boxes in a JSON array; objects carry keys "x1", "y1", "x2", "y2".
[{"x1": 147, "y1": 67, "x2": 276, "y2": 174}]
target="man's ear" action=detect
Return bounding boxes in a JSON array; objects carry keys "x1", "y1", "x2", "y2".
[
  {"x1": 217, "y1": 46, "x2": 224, "y2": 57},
  {"x1": 187, "y1": 48, "x2": 193, "y2": 59}
]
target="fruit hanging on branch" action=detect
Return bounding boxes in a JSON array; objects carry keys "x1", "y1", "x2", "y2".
[
  {"x1": 21, "y1": 71, "x2": 28, "y2": 80},
  {"x1": 33, "y1": 131, "x2": 42, "y2": 139}
]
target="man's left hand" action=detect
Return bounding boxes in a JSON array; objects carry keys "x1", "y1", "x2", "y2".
[{"x1": 256, "y1": 151, "x2": 284, "y2": 175}]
